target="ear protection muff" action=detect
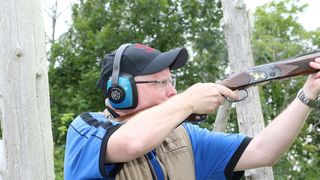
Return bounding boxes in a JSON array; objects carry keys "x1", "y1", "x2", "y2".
[{"x1": 106, "y1": 44, "x2": 138, "y2": 109}]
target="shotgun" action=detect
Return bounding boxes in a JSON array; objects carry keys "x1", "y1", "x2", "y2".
[{"x1": 187, "y1": 50, "x2": 320, "y2": 122}]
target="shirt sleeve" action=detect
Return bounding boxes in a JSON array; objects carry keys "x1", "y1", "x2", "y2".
[
  {"x1": 182, "y1": 123, "x2": 252, "y2": 180},
  {"x1": 64, "y1": 112, "x2": 123, "y2": 180}
]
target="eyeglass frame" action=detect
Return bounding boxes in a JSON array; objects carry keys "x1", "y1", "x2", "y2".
[{"x1": 135, "y1": 76, "x2": 176, "y2": 88}]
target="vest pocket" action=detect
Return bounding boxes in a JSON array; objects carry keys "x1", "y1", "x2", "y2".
[{"x1": 161, "y1": 132, "x2": 189, "y2": 153}]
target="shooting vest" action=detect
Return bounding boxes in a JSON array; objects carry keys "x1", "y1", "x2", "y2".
[{"x1": 115, "y1": 125, "x2": 195, "y2": 180}]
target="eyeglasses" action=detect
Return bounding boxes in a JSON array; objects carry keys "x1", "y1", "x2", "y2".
[{"x1": 136, "y1": 77, "x2": 176, "y2": 88}]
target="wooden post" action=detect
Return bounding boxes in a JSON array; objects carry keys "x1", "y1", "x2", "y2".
[
  {"x1": 0, "y1": 0, "x2": 55, "y2": 179},
  {"x1": 220, "y1": 0, "x2": 274, "y2": 179},
  {"x1": 214, "y1": 102, "x2": 232, "y2": 131}
]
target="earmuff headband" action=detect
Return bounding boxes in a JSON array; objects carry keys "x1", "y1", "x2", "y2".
[{"x1": 111, "y1": 43, "x2": 132, "y2": 85}]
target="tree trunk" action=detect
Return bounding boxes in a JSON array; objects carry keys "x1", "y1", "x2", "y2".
[
  {"x1": 0, "y1": 0, "x2": 55, "y2": 179},
  {"x1": 221, "y1": 0, "x2": 274, "y2": 179}
]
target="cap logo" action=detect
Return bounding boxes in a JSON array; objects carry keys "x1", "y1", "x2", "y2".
[{"x1": 135, "y1": 43, "x2": 155, "y2": 53}]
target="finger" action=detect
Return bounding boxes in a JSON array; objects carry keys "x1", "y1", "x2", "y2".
[
  {"x1": 315, "y1": 57, "x2": 320, "y2": 63},
  {"x1": 216, "y1": 95, "x2": 225, "y2": 105},
  {"x1": 215, "y1": 84, "x2": 240, "y2": 100},
  {"x1": 311, "y1": 71, "x2": 320, "y2": 79},
  {"x1": 310, "y1": 61, "x2": 320, "y2": 70}
]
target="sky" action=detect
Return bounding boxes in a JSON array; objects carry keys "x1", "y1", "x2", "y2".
[{"x1": 42, "y1": 0, "x2": 320, "y2": 39}]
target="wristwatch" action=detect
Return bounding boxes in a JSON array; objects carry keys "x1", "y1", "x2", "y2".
[{"x1": 297, "y1": 89, "x2": 320, "y2": 108}]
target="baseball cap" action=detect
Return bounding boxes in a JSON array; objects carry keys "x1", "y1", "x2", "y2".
[{"x1": 97, "y1": 43, "x2": 189, "y2": 92}]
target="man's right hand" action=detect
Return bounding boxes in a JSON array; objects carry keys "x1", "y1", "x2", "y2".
[{"x1": 182, "y1": 83, "x2": 239, "y2": 115}]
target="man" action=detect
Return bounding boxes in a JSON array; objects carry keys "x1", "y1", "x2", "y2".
[{"x1": 64, "y1": 43, "x2": 320, "y2": 180}]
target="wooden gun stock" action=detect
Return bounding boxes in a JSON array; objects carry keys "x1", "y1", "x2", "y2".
[{"x1": 187, "y1": 50, "x2": 320, "y2": 122}]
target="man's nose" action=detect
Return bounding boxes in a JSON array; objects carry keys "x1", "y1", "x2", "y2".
[{"x1": 166, "y1": 84, "x2": 177, "y2": 97}]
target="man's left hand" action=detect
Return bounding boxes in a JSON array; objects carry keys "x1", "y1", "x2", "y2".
[{"x1": 303, "y1": 57, "x2": 320, "y2": 99}]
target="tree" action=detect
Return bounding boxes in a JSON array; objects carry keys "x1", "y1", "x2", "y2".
[
  {"x1": 44, "y1": 0, "x2": 72, "y2": 44},
  {"x1": 0, "y1": 0, "x2": 54, "y2": 179}
]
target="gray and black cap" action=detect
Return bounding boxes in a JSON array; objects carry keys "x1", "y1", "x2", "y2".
[{"x1": 97, "y1": 43, "x2": 189, "y2": 93}]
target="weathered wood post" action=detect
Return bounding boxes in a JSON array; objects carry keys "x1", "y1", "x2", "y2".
[
  {"x1": 219, "y1": 0, "x2": 274, "y2": 179},
  {"x1": 0, "y1": 0, "x2": 55, "y2": 179}
]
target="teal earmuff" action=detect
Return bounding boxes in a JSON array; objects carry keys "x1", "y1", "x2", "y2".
[{"x1": 107, "y1": 44, "x2": 138, "y2": 109}]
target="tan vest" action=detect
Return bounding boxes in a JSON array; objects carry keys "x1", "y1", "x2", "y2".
[{"x1": 115, "y1": 125, "x2": 195, "y2": 180}]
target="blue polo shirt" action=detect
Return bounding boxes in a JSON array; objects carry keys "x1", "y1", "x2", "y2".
[
  {"x1": 182, "y1": 123, "x2": 251, "y2": 179},
  {"x1": 64, "y1": 112, "x2": 251, "y2": 180}
]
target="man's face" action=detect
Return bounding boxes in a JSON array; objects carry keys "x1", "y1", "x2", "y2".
[{"x1": 134, "y1": 68, "x2": 177, "y2": 111}]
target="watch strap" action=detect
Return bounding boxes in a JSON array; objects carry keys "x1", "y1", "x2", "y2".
[{"x1": 297, "y1": 89, "x2": 320, "y2": 108}]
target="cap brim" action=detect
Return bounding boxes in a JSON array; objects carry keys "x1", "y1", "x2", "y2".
[{"x1": 138, "y1": 48, "x2": 188, "y2": 75}]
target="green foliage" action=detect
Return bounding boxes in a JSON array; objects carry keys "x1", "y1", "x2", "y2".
[
  {"x1": 310, "y1": 29, "x2": 320, "y2": 48},
  {"x1": 54, "y1": 145, "x2": 65, "y2": 180},
  {"x1": 56, "y1": 112, "x2": 75, "y2": 144}
]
